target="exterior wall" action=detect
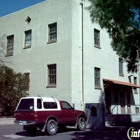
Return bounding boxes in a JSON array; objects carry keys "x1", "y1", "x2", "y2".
[
  {"x1": 82, "y1": 0, "x2": 139, "y2": 102},
  {"x1": 71, "y1": 0, "x2": 140, "y2": 112},
  {"x1": 71, "y1": 0, "x2": 83, "y2": 110},
  {"x1": 0, "y1": 0, "x2": 139, "y2": 112},
  {"x1": 0, "y1": 0, "x2": 73, "y2": 101}
]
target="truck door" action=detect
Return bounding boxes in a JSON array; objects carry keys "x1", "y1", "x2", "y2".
[{"x1": 61, "y1": 101, "x2": 76, "y2": 123}]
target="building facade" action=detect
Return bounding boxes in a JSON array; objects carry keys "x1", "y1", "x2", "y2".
[{"x1": 0, "y1": 0, "x2": 140, "y2": 114}]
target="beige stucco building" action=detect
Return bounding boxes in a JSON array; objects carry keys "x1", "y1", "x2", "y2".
[{"x1": 0, "y1": 0, "x2": 140, "y2": 116}]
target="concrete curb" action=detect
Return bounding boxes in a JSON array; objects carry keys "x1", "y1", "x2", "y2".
[{"x1": 0, "y1": 118, "x2": 15, "y2": 125}]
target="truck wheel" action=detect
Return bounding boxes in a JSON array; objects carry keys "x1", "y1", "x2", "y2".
[
  {"x1": 46, "y1": 119, "x2": 57, "y2": 135},
  {"x1": 77, "y1": 117, "x2": 86, "y2": 131}
]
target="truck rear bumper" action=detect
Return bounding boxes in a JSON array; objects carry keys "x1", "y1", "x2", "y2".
[{"x1": 14, "y1": 120, "x2": 36, "y2": 126}]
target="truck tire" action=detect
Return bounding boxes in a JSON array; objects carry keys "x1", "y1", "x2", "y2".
[
  {"x1": 46, "y1": 119, "x2": 57, "y2": 135},
  {"x1": 77, "y1": 117, "x2": 86, "y2": 131}
]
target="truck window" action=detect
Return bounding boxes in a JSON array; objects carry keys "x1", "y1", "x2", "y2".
[
  {"x1": 43, "y1": 102, "x2": 57, "y2": 109},
  {"x1": 17, "y1": 99, "x2": 34, "y2": 110},
  {"x1": 37, "y1": 99, "x2": 42, "y2": 109},
  {"x1": 62, "y1": 102, "x2": 73, "y2": 110}
]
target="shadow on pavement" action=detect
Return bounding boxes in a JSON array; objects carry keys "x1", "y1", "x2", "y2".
[
  {"x1": 71, "y1": 122, "x2": 140, "y2": 140},
  {"x1": 71, "y1": 127, "x2": 129, "y2": 140},
  {"x1": 15, "y1": 127, "x2": 76, "y2": 137},
  {"x1": 16, "y1": 130, "x2": 44, "y2": 137},
  {"x1": 15, "y1": 123, "x2": 140, "y2": 139}
]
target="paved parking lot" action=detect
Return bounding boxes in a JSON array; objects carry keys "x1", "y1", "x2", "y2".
[
  {"x1": 0, "y1": 124, "x2": 130, "y2": 140},
  {"x1": 1, "y1": 118, "x2": 140, "y2": 140}
]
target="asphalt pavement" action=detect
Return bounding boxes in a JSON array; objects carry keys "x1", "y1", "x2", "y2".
[{"x1": 1, "y1": 117, "x2": 140, "y2": 140}]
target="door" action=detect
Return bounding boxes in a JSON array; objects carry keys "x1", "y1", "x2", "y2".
[
  {"x1": 61, "y1": 101, "x2": 76, "y2": 123},
  {"x1": 120, "y1": 92, "x2": 126, "y2": 114}
]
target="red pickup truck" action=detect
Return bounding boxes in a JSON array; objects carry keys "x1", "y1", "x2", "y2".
[{"x1": 14, "y1": 97, "x2": 87, "y2": 135}]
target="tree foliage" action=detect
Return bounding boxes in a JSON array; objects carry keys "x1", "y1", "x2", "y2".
[
  {"x1": 0, "y1": 65, "x2": 29, "y2": 116},
  {"x1": 87, "y1": 0, "x2": 140, "y2": 72}
]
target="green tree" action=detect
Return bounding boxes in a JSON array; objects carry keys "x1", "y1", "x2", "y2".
[
  {"x1": 0, "y1": 65, "x2": 29, "y2": 116},
  {"x1": 87, "y1": 0, "x2": 140, "y2": 72}
]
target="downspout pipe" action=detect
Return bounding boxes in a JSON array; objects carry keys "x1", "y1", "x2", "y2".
[{"x1": 80, "y1": 0, "x2": 84, "y2": 110}]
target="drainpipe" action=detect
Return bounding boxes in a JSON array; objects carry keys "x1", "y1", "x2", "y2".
[{"x1": 80, "y1": 0, "x2": 84, "y2": 110}]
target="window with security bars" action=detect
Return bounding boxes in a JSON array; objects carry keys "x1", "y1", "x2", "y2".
[
  {"x1": 47, "y1": 64, "x2": 56, "y2": 87},
  {"x1": 25, "y1": 30, "x2": 32, "y2": 48},
  {"x1": 48, "y1": 23, "x2": 57, "y2": 42},
  {"x1": 94, "y1": 29, "x2": 100, "y2": 48},
  {"x1": 119, "y1": 58, "x2": 123, "y2": 76},
  {"x1": 6, "y1": 35, "x2": 14, "y2": 56},
  {"x1": 94, "y1": 67, "x2": 100, "y2": 88}
]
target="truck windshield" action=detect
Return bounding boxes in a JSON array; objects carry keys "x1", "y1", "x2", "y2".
[{"x1": 17, "y1": 99, "x2": 34, "y2": 110}]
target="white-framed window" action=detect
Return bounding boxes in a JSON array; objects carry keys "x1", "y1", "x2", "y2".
[
  {"x1": 47, "y1": 64, "x2": 56, "y2": 87},
  {"x1": 95, "y1": 67, "x2": 100, "y2": 88},
  {"x1": 119, "y1": 58, "x2": 123, "y2": 76},
  {"x1": 6, "y1": 35, "x2": 14, "y2": 56},
  {"x1": 48, "y1": 23, "x2": 57, "y2": 43},
  {"x1": 24, "y1": 30, "x2": 32, "y2": 48},
  {"x1": 94, "y1": 29, "x2": 100, "y2": 48}
]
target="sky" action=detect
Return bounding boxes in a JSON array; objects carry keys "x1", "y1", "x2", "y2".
[{"x1": 0, "y1": 0, "x2": 45, "y2": 17}]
